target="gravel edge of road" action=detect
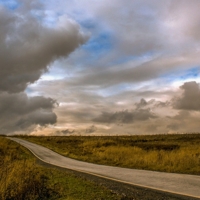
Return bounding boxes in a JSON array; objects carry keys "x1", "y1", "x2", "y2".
[{"x1": 36, "y1": 158, "x2": 199, "y2": 200}]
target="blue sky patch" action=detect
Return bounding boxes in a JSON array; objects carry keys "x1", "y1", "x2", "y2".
[
  {"x1": 179, "y1": 67, "x2": 199, "y2": 80},
  {"x1": 0, "y1": 0, "x2": 19, "y2": 10},
  {"x1": 162, "y1": 66, "x2": 200, "y2": 84},
  {"x1": 79, "y1": 19, "x2": 96, "y2": 30},
  {"x1": 83, "y1": 32, "x2": 113, "y2": 57}
]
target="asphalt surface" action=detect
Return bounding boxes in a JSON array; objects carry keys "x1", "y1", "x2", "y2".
[{"x1": 9, "y1": 137, "x2": 200, "y2": 199}]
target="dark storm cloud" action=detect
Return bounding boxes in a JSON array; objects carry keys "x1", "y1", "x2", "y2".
[
  {"x1": 0, "y1": 92, "x2": 57, "y2": 133},
  {"x1": 0, "y1": 93, "x2": 57, "y2": 115},
  {"x1": 173, "y1": 81, "x2": 200, "y2": 110},
  {"x1": 0, "y1": 2, "x2": 87, "y2": 134},
  {"x1": 135, "y1": 98, "x2": 170, "y2": 110},
  {"x1": 135, "y1": 98, "x2": 148, "y2": 108},
  {"x1": 0, "y1": 5, "x2": 87, "y2": 93},
  {"x1": 93, "y1": 108, "x2": 156, "y2": 124}
]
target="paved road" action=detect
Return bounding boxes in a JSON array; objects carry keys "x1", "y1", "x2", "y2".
[{"x1": 9, "y1": 137, "x2": 200, "y2": 199}]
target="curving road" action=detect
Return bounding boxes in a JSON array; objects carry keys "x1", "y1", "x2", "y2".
[{"x1": 9, "y1": 137, "x2": 200, "y2": 199}]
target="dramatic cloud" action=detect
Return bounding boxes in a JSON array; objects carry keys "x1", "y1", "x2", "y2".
[
  {"x1": 2, "y1": 0, "x2": 200, "y2": 135},
  {"x1": 0, "y1": 1, "x2": 87, "y2": 134},
  {"x1": 93, "y1": 108, "x2": 156, "y2": 124},
  {"x1": 0, "y1": 92, "x2": 57, "y2": 133},
  {"x1": 173, "y1": 82, "x2": 200, "y2": 110},
  {"x1": 0, "y1": 6, "x2": 86, "y2": 93},
  {"x1": 166, "y1": 110, "x2": 200, "y2": 133}
]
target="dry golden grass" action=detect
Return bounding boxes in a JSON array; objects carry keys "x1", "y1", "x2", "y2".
[
  {"x1": 0, "y1": 136, "x2": 122, "y2": 200},
  {"x1": 19, "y1": 134, "x2": 200, "y2": 175},
  {"x1": 0, "y1": 137, "x2": 56, "y2": 200}
]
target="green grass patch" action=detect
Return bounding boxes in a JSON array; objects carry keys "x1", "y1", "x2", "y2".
[
  {"x1": 17, "y1": 134, "x2": 200, "y2": 175},
  {"x1": 0, "y1": 137, "x2": 121, "y2": 200}
]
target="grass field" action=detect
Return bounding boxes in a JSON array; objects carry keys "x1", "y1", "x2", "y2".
[
  {"x1": 18, "y1": 134, "x2": 200, "y2": 175},
  {"x1": 0, "y1": 136, "x2": 122, "y2": 200}
]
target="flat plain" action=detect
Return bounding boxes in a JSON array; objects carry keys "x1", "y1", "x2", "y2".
[
  {"x1": 18, "y1": 133, "x2": 200, "y2": 175},
  {"x1": 0, "y1": 136, "x2": 124, "y2": 200}
]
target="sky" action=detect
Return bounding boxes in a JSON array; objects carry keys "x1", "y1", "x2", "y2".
[{"x1": 1, "y1": 0, "x2": 200, "y2": 135}]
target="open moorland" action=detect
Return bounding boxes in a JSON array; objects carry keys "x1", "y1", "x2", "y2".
[
  {"x1": 0, "y1": 136, "x2": 123, "y2": 200},
  {"x1": 18, "y1": 134, "x2": 200, "y2": 175}
]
